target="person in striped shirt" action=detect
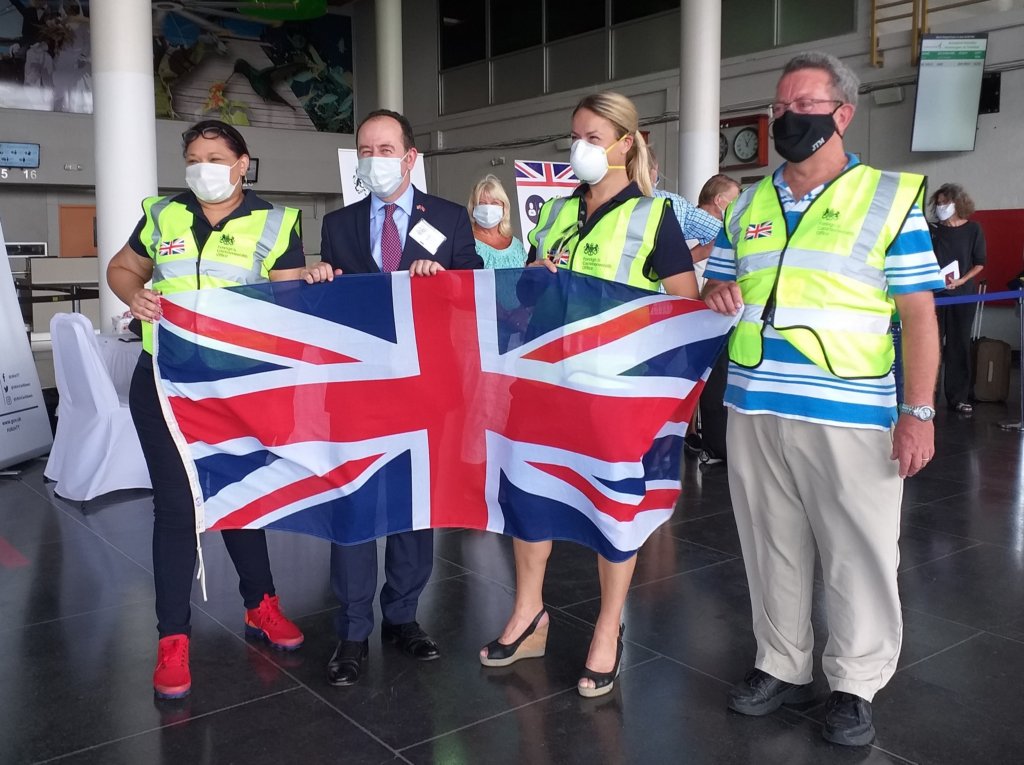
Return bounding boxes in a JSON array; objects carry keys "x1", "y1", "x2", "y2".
[{"x1": 703, "y1": 52, "x2": 942, "y2": 747}]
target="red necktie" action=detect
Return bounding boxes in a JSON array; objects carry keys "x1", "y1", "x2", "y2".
[{"x1": 381, "y1": 203, "x2": 402, "y2": 272}]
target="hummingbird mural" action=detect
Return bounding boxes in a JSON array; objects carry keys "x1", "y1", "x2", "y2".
[{"x1": 227, "y1": 57, "x2": 307, "y2": 109}]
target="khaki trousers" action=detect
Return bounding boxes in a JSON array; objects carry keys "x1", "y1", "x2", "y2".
[{"x1": 727, "y1": 412, "x2": 904, "y2": 701}]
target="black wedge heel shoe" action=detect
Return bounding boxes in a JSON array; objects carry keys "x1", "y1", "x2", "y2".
[
  {"x1": 577, "y1": 624, "x2": 624, "y2": 698},
  {"x1": 480, "y1": 609, "x2": 548, "y2": 667}
]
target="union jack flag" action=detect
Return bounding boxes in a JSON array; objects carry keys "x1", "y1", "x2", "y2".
[
  {"x1": 550, "y1": 251, "x2": 571, "y2": 266},
  {"x1": 744, "y1": 221, "x2": 773, "y2": 240},
  {"x1": 158, "y1": 238, "x2": 187, "y2": 256},
  {"x1": 154, "y1": 270, "x2": 735, "y2": 561},
  {"x1": 514, "y1": 160, "x2": 579, "y2": 189}
]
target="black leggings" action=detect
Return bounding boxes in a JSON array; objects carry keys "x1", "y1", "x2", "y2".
[{"x1": 129, "y1": 355, "x2": 275, "y2": 637}]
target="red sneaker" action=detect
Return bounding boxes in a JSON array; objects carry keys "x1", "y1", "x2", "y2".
[
  {"x1": 245, "y1": 594, "x2": 304, "y2": 651},
  {"x1": 154, "y1": 634, "x2": 191, "y2": 699}
]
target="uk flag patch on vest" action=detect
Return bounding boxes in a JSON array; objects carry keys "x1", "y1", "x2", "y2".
[
  {"x1": 158, "y1": 238, "x2": 187, "y2": 256},
  {"x1": 744, "y1": 222, "x2": 773, "y2": 240}
]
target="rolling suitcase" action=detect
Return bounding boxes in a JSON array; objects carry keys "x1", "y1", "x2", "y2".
[{"x1": 970, "y1": 283, "x2": 1011, "y2": 402}]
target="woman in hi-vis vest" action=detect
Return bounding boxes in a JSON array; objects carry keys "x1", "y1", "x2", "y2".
[
  {"x1": 107, "y1": 120, "x2": 308, "y2": 700},
  {"x1": 479, "y1": 92, "x2": 699, "y2": 697}
]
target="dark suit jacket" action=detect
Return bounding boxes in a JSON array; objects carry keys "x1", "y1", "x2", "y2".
[{"x1": 320, "y1": 187, "x2": 482, "y2": 274}]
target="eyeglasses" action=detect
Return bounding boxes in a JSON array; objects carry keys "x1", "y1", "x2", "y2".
[
  {"x1": 182, "y1": 126, "x2": 230, "y2": 144},
  {"x1": 770, "y1": 98, "x2": 843, "y2": 118}
]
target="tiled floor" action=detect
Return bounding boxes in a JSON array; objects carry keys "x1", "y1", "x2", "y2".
[{"x1": 3, "y1": 402, "x2": 1023, "y2": 764}]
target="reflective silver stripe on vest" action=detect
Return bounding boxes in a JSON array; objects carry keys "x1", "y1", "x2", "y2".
[
  {"x1": 153, "y1": 260, "x2": 198, "y2": 283},
  {"x1": 731, "y1": 172, "x2": 897, "y2": 292},
  {"x1": 851, "y1": 170, "x2": 900, "y2": 265},
  {"x1": 737, "y1": 248, "x2": 887, "y2": 291},
  {"x1": 614, "y1": 197, "x2": 658, "y2": 283},
  {"x1": 726, "y1": 185, "x2": 758, "y2": 246},
  {"x1": 148, "y1": 197, "x2": 175, "y2": 256},
  {"x1": 251, "y1": 207, "x2": 288, "y2": 277},
  {"x1": 155, "y1": 257, "x2": 265, "y2": 285},
  {"x1": 153, "y1": 207, "x2": 290, "y2": 286},
  {"x1": 533, "y1": 197, "x2": 572, "y2": 253}
]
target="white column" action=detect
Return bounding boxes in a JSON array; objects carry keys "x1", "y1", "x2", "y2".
[
  {"x1": 91, "y1": 0, "x2": 157, "y2": 327},
  {"x1": 678, "y1": 0, "x2": 721, "y2": 203},
  {"x1": 376, "y1": 0, "x2": 404, "y2": 112}
]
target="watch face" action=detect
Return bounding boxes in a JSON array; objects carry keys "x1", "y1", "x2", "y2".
[
  {"x1": 901, "y1": 403, "x2": 936, "y2": 421},
  {"x1": 719, "y1": 132, "x2": 728, "y2": 163},
  {"x1": 732, "y1": 127, "x2": 760, "y2": 163}
]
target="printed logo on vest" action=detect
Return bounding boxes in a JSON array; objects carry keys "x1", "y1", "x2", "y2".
[
  {"x1": 583, "y1": 242, "x2": 600, "y2": 256},
  {"x1": 821, "y1": 208, "x2": 840, "y2": 221},
  {"x1": 220, "y1": 233, "x2": 236, "y2": 245},
  {"x1": 158, "y1": 238, "x2": 186, "y2": 256},
  {"x1": 744, "y1": 221, "x2": 773, "y2": 240}
]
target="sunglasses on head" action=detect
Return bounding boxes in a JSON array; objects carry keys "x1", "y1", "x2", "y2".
[{"x1": 182, "y1": 126, "x2": 230, "y2": 144}]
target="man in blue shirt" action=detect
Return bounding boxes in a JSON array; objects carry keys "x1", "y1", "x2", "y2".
[{"x1": 704, "y1": 52, "x2": 942, "y2": 747}]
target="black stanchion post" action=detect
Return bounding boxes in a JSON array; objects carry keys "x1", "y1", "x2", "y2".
[{"x1": 998, "y1": 293, "x2": 1024, "y2": 431}]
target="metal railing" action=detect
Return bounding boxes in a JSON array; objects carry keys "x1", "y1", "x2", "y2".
[{"x1": 871, "y1": 0, "x2": 1001, "y2": 67}]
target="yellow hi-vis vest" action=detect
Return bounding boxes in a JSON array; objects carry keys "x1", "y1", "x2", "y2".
[
  {"x1": 527, "y1": 194, "x2": 669, "y2": 291},
  {"x1": 138, "y1": 195, "x2": 299, "y2": 352},
  {"x1": 726, "y1": 164, "x2": 924, "y2": 379}
]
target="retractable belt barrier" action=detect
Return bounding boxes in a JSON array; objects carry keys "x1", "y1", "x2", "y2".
[
  {"x1": 926, "y1": 288, "x2": 1024, "y2": 430},
  {"x1": 933, "y1": 289, "x2": 1024, "y2": 306}
]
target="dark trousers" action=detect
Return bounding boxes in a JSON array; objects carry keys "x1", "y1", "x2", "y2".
[
  {"x1": 699, "y1": 351, "x2": 730, "y2": 459},
  {"x1": 129, "y1": 356, "x2": 276, "y2": 637},
  {"x1": 939, "y1": 302, "x2": 974, "y2": 407},
  {"x1": 330, "y1": 531, "x2": 433, "y2": 641}
]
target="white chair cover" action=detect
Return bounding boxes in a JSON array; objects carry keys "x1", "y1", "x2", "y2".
[{"x1": 44, "y1": 313, "x2": 151, "y2": 501}]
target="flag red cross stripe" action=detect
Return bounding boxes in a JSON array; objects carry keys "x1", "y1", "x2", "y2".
[
  {"x1": 522, "y1": 299, "x2": 704, "y2": 364},
  {"x1": 162, "y1": 300, "x2": 358, "y2": 365}
]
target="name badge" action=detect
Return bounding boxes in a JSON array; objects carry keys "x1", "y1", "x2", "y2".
[{"x1": 408, "y1": 219, "x2": 446, "y2": 256}]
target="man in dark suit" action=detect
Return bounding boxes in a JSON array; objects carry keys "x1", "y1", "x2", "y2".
[{"x1": 304, "y1": 109, "x2": 481, "y2": 686}]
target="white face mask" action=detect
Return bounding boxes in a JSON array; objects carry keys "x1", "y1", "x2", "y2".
[
  {"x1": 936, "y1": 202, "x2": 956, "y2": 221},
  {"x1": 357, "y1": 153, "x2": 408, "y2": 199},
  {"x1": 717, "y1": 196, "x2": 737, "y2": 220},
  {"x1": 185, "y1": 160, "x2": 240, "y2": 203},
  {"x1": 472, "y1": 204, "x2": 504, "y2": 229},
  {"x1": 569, "y1": 138, "x2": 625, "y2": 185}
]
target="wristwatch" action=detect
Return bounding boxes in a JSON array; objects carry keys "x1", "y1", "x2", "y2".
[{"x1": 898, "y1": 403, "x2": 936, "y2": 421}]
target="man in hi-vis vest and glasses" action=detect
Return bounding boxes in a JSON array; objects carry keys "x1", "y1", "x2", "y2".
[{"x1": 703, "y1": 52, "x2": 942, "y2": 747}]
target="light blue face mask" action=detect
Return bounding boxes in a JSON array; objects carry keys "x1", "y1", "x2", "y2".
[{"x1": 472, "y1": 204, "x2": 504, "y2": 229}]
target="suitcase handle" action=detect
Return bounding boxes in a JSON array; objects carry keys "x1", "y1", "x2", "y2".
[{"x1": 970, "y1": 280, "x2": 987, "y2": 341}]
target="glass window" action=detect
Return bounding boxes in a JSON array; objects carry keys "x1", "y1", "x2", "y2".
[
  {"x1": 546, "y1": 0, "x2": 605, "y2": 42},
  {"x1": 722, "y1": 0, "x2": 775, "y2": 59},
  {"x1": 778, "y1": 0, "x2": 856, "y2": 47},
  {"x1": 547, "y1": 31, "x2": 607, "y2": 92},
  {"x1": 439, "y1": 0, "x2": 486, "y2": 70},
  {"x1": 441, "y1": 61, "x2": 490, "y2": 113},
  {"x1": 491, "y1": 0, "x2": 542, "y2": 56},
  {"x1": 612, "y1": 10, "x2": 680, "y2": 80},
  {"x1": 493, "y1": 48, "x2": 545, "y2": 104},
  {"x1": 611, "y1": 0, "x2": 678, "y2": 25}
]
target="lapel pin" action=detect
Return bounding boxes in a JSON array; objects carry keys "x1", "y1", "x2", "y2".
[{"x1": 416, "y1": 204, "x2": 426, "y2": 212}]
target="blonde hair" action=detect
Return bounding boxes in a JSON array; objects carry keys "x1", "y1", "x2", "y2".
[
  {"x1": 572, "y1": 91, "x2": 653, "y2": 196},
  {"x1": 467, "y1": 173, "x2": 513, "y2": 238}
]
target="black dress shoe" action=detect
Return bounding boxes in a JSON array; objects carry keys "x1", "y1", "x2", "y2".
[
  {"x1": 727, "y1": 668, "x2": 815, "y2": 716},
  {"x1": 327, "y1": 639, "x2": 368, "y2": 686},
  {"x1": 381, "y1": 621, "x2": 440, "y2": 661},
  {"x1": 822, "y1": 691, "x2": 875, "y2": 746}
]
